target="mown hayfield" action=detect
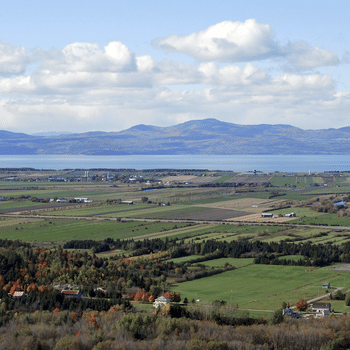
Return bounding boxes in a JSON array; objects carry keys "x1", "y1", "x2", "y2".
[
  {"x1": 259, "y1": 235, "x2": 297, "y2": 243},
  {"x1": 270, "y1": 207, "x2": 326, "y2": 218},
  {"x1": 289, "y1": 213, "x2": 350, "y2": 226},
  {"x1": 293, "y1": 228, "x2": 330, "y2": 237},
  {"x1": 306, "y1": 233, "x2": 350, "y2": 245},
  {"x1": 185, "y1": 195, "x2": 240, "y2": 206},
  {"x1": 211, "y1": 175, "x2": 235, "y2": 184},
  {"x1": 172, "y1": 264, "x2": 350, "y2": 311},
  {"x1": 41, "y1": 203, "x2": 152, "y2": 217},
  {"x1": 322, "y1": 298, "x2": 350, "y2": 313},
  {"x1": 182, "y1": 225, "x2": 286, "y2": 243},
  {"x1": 117, "y1": 205, "x2": 210, "y2": 219},
  {"x1": 0, "y1": 219, "x2": 192, "y2": 242},
  {"x1": 0, "y1": 217, "x2": 44, "y2": 227},
  {"x1": 131, "y1": 224, "x2": 213, "y2": 241},
  {"x1": 194, "y1": 197, "x2": 277, "y2": 214},
  {"x1": 269, "y1": 176, "x2": 317, "y2": 187},
  {"x1": 0, "y1": 201, "x2": 47, "y2": 210},
  {"x1": 0, "y1": 189, "x2": 109, "y2": 200}
]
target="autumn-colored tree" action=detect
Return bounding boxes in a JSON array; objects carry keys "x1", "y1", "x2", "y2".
[
  {"x1": 162, "y1": 303, "x2": 171, "y2": 316},
  {"x1": 164, "y1": 291, "x2": 181, "y2": 302},
  {"x1": 72, "y1": 311, "x2": 79, "y2": 321},
  {"x1": 294, "y1": 298, "x2": 308, "y2": 311},
  {"x1": 89, "y1": 317, "x2": 99, "y2": 329},
  {"x1": 163, "y1": 292, "x2": 173, "y2": 300},
  {"x1": 52, "y1": 308, "x2": 60, "y2": 314},
  {"x1": 9, "y1": 279, "x2": 23, "y2": 296},
  {"x1": 38, "y1": 285, "x2": 49, "y2": 294},
  {"x1": 142, "y1": 292, "x2": 150, "y2": 302},
  {"x1": 0, "y1": 275, "x2": 4, "y2": 289},
  {"x1": 148, "y1": 295, "x2": 155, "y2": 303},
  {"x1": 26, "y1": 284, "x2": 37, "y2": 293},
  {"x1": 173, "y1": 292, "x2": 181, "y2": 302},
  {"x1": 133, "y1": 288, "x2": 145, "y2": 301},
  {"x1": 108, "y1": 305, "x2": 121, "y2": 313}
]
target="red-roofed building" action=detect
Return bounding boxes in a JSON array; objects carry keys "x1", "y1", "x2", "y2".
[{"x1": 61, "y1": 290, "x2": 82, "y2": 298}]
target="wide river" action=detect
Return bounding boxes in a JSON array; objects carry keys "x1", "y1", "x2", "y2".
[{"x1": 1, "y1": 155, "x2": 350, "y2": 172}]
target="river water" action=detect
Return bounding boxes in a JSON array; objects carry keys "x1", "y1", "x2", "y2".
[{"x1": 1, "y1": 155, "x2": 350, "y2": 172}]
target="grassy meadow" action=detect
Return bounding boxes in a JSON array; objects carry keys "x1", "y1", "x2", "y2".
[{"x1": 172, "y1": 264, "x2": 350, "y2": 312}]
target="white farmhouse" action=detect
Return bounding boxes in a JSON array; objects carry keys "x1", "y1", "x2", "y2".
[{"x1": 153, "y1": 296, "x2": 170, "y2": 308}]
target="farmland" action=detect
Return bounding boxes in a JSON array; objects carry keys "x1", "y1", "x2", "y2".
[
  {"x1": 2, "y1": 167, "x2": 350, "y2": 315},
  {"x1": 171, "y1": 264, "x2": 350, "y2": 311}
]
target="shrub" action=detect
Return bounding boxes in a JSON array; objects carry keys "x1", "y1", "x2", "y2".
[{"x1": 270, "y1": 309, "x2": 284, "y2": 325}]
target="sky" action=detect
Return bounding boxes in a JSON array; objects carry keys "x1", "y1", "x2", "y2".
[{"x1": 0, "y1": 0, "x2": 349, "y2": 134}]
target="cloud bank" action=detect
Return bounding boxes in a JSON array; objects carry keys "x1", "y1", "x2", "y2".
[{"x1": 0, "y1": 19, "x2": 348, "y2": 133}]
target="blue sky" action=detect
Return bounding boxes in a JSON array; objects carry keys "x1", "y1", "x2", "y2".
[{"x1": 0, "y1": 0, "x2": 349, "y2": 133}]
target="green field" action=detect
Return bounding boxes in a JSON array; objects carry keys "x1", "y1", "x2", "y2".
[
  {"x1": 290, "y1": 213, "x2": 350, "y2": 226},
  {"x1": 165, "y1": 255, "x2": 199, "y2": 264},
  {"x1": 270, "y1": 206, "x2": 326, "y2": 218},
  {"x1": 172, "y1": 264, "x2": 350, "y2": 311},
  {"x1": 40, "y1": 203, "x2": 151, "y2": 216},
  {"x1": 104, "y1": 205, "x2": 209, "y2": 219},
  {"x1": 200, "y1": 257, "x2": 254, "y2": 268},
  {"x1": 0, "y1": 200, "x2": 47, "y2": 209},
  {"x1": 0, "y1": 219, "x2": 192, "y2": 242},
  {"x1": 269, "y1": 175, "x2": 320, "y2": 187}
]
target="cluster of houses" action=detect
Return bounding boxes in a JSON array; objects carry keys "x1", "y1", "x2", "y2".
[
  {"x1": 261, "y1": 212, "x2": 296, "y2": 218},
  {"x1": 283, "y1": 302, "x2": 332, "y2": 319},
  {"x1": 49, "y1": 197, "x2": 92, "y2": 203},
  {"x1": 10, "y1": 289, "x2": 172, "y2": 309},
  {"x1": 10, "y1": 289, "x2": 335, "y2": 318}
]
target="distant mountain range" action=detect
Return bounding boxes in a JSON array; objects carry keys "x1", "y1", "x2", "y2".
[{"x1": 1, "y1": 118, "x2": 350, "y2": 155}]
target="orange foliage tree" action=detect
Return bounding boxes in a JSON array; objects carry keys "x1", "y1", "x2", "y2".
[
  {"x1": 164, "y1": 292, "x2": 181, "y2": 302},
  {"x1": 9, "y1": 279, "x2": 23, "y2": 296},
  {"x1": 0, "y1": 275, "x2": 4, "y2": 289}
]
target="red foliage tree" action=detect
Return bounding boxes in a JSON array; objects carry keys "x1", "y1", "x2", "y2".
[
  {"x1": 88, "y1": 317, "x2": 99, "y2": 329},
  {"x1": 294, "y1": 298, "x2": 308, "y2": 311},
  {"x1": 163, "y1": 291, "x2": 181, "y2": 302}
]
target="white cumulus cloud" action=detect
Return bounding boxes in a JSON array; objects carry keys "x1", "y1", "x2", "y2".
[
  {"x1": 0, "y1": 40, "x2": 34, "y2": 77},
  {"x1": 289, "y1": 43, "x2": 339, "y2": 69},
  {"x1": 41, "y1": 41, "x2": 136, "y2": 74},
  {"x1": 153, "y1": 20, "x2": 339, "y2": 70},
  {"x1": 153, "y1": 19, "x2": 276, "y2": 62}
]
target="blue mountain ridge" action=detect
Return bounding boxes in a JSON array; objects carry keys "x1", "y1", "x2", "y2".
[{"x1": 1, "y1": 118, "x2": 350, "y2": 155}]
